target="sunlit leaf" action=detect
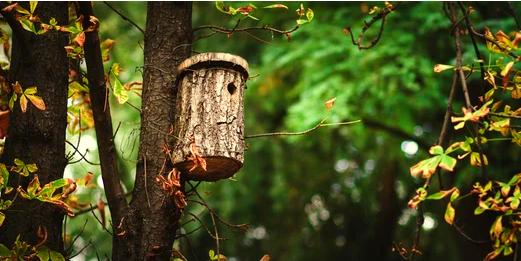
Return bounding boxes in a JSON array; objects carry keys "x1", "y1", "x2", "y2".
[
  {"x1": 409, "y1": 156, "x2": 440, "y2": 179},
  {"x1": 26, "y1": 94, "x2": 46, "y2": 111},
  {"x1": 263, "y1": 4, "x2": 288, "y2": 9},
  {"x1": 324, "y1": 97, "x2": 336, "y2": 110},
  {"x1": 433, "y1": 64, "x2": 454, "y2": 73},
  {"x1": 19, "y1": 18, "x2": 36, "y2": 33},
  {"x1": 500, "y1": 61, "x2": 514, "y2": 77},
  {"x1": 27, "y1": 175, "x2": 40, "y2": 198},
  {"x1": 20, "y1": 94, "x2": 28, "y2": 113},
  {"x1": 112, "y1": 75, "x2": 128, "y2": 104},
  {"x1": 426, "y1": 188, "x2": 456, "y2": 200},
  {"x1": 9, "y1": 93, "x2": 17, "y2": 110},
  {"x1": 444, "y1": 202, "x2": 455, "y2": 225},
  {"x1": 0, "y1": 212, "x2": 5, "y2": 227},
  {"x1": 439, "y1": 154, "x2": 457, "y2": 172},
  {"x1": 490, "y1": 216, "x2": 503, "y2": 239},
  {"x1": 29, "y1": 1, "x2": 37, "y2": 14},
  {"x1": 450, "y1": 188, "x2": 460, "y2": 202},
  {"x1": 296, "y1": 19, "x2": 309, "y2": 25},
  {"x1": 74, "y1": 32, "x2": 86, "y2": 47},
  {"x1": 306, "y1": 8, "x2": 314, "y2": 22}
]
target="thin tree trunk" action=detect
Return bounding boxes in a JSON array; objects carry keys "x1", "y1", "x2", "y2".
[
  {"x1": 114, "y1": 2, "x2": 192, "y2": 260},
  {"x1": 0, "y1": 2, "x2": 68, "y2": 252}
]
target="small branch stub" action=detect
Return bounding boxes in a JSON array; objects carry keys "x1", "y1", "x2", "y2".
[{"x1": 174, "y1": 52, "x2": 249, "y2": 181}]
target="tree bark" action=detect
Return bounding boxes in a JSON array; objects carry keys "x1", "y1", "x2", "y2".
[
  {"x1": 78, "y1": 0, "x2": 129, "y2": 238},
  {"x1": 114, "y1": 2, "x2": 192, "y2": 260},
  {"x1": 0, "y1": 2, "x2": 68, "y2": 252}
]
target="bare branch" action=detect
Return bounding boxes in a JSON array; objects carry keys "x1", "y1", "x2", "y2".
[
  {"x1": 103, "y1": 1, "x2": 145, "y2": 34},
  {"x1": 78, "y1": 2, "x2": 129, "y2": 225},
  {"x1": 345, "y1": 3, "x2": 399, "y2": 50},
  {"x1": 245, "y1": 119, "x2": 361, "y2": 139}
]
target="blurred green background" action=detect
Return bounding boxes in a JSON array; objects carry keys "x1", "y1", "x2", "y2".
[{"x1": 63, "y1": 2, "x2": 521, "y2": 260}]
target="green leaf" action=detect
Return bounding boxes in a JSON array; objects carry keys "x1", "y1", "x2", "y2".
[
  {"x1": 409, "y1": 156, "x2": 441, "y2": 179},
  {"x1": 426, "y1": 188, "x2": 455, "y2": 200},
  {"x1": 29, "y1": 1, "x2": 37, "y2": 14},
  {"x1": 215, "y1": 1, "x2": 231, "y2": 14},
  {"x1": 19, "y1": 18, "x2": 36, "y2": 33},
  {"x1": 450, "y1": 188, "x2": 460, "y2": 202},
  {"x1": 26, "y1": 163, "x2": 38, "y2": 173},
  {"x1": 0, "y1": 212, "x2": 5, "y2": 227},
  {"x1": 306, "y1": 8, "x2": 314, "y2": 22},
  {"x1": 296, "y1": 19, "x2": 309, "y2": 25},
  {"x1": 24, "y1": 86, "x2": 37, "y2": 95},
  {"x1": 263, "y1": 4, "x2": 288, "y2": 9},
  {"x1": 49, "y1": 18, "x2": 57, "y2": 26},
  {"x1": 9, "y1": 93, "x2": 17, "y2": 110},
  {"x1": 429, "y1": 145, "x2": 444, "y2": 155},
  {"x1": 112, "y1": 75, "x2": 128, "y2": 104},
  {"x1": 209, "y1": 249, "x2": 216, "y2": 259},
  {"x1": 36, "y1": 246, "x2": 50, "y2": 261},
  {"x1": 49, "y1": 250, "x2": 65, "y2": 261},
  {"x1": 508, "y1": 175, "x2": 520, "y2": 186},
  {"x1": 510, "y1": 198, "x2": 519, "y2": 209},
  {"x1": 0, "y1": 243, "x2": 10, "y2": 256},
  {"x1": 0, "y1": 164, "x2": 8, "y2": 188},
  {"x1": 438, "y1": 154, "x2": 457, "y2": 172},
  {"x1": 0, "y1": 200, "x2": 12, "y2": 210},
  {"x1": 27, "y1": 175, "x2": 40, "y2": 198},
  {"x1": 444, "y1": 202, "x2": 455, "y2": 225}
]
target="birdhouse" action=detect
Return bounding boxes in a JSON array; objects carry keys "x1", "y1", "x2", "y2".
[{"x1": 173, "y1": 53, "x2": 248, "y2": 181}]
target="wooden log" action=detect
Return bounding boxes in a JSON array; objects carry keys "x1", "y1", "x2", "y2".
[{"x1": 173, "y1": 53, "x2": 248, "y2": 181}]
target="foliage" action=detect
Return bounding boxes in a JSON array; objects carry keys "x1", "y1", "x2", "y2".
[{"x1": 1, "y1": 2, "x2": 521, "y2": 261}]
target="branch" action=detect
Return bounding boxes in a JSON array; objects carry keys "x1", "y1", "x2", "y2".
[
  {"x1": 468, "y1": 27, "x2": 519, "y2": 60},
  {"x1": 245, "y1": 119, "x2": 361, "y2": 139},
  {"x1": 78, "y1": 2, "x2": 129, "y2": 225},
  {"x1": 103, "y1": 2, "x2": 145, "y2": 34},
  {"x1": 362, "y1": 118, "x2": 431, "y2": 152},
  {"x1": 193, "y1": 20, "x2": 299, "y2": 43},
  {"x1": 453, "y1": 2, "x2": 487, "y2": 178},
  {"x1": 345, "y1": 3, "x2": 399, "y2": 50},
  {"x1": 458, "y1": 2, "x2": 486, "y2": 97}
]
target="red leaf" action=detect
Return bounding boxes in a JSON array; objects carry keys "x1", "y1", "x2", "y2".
[{"x1": 74, "y1": 32, "x2": 86, "y2": 47}]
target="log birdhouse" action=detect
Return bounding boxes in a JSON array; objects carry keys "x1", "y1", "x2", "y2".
[{"x1": 173, "y1": 53, "x2": 248, "y2": 181}]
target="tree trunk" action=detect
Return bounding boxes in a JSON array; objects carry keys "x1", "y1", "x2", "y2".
[
  {"x1": 0, "y1": 2, "x2": 68, "y2": 252},
  {"x1": 114, "y1": 2, "x2": 192, "y2": 260}
]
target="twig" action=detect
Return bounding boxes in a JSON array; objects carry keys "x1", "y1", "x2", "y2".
[
  {"x1": 437, "y1": 73, "x2": 458, "y2": 148},
  {"x1": 103, "y1": 1, "x2": 145, "y2": 34},
  {"x1": 245, "y1": 119, "x2": 361, "y2": 139},
  {"x1": 65, "y1": 140, "x2": 101, "y2": 165},
  {"x1": 65, "y1": 219, "x2": 89, "y2": 255},
  {"x1": 489, "y1": 112, "x2": 521, "y2": 119},
  {"x1": 458, "y1": 2, "x2": 486, "y2": 97},
  {"x1": 453, "y1": 222, "x2": 490, "y2": 244},
  {"x1": 468, "y1": 27, "x2": 519, "y2": 59},
  {"x1": 453, "y1": 2, "x2": 487, "y2": 178},
  {"x1": 346, "y1": 3, "x2": 399, "y2": 50}
]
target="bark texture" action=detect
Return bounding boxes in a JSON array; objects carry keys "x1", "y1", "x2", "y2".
[
  {"x1": 114, "y1": 2, "x2": 192, "y2": 260},
  {"x1": 174, "y1": 53, "x2": 248, "y2": 181},
  {"x1": 0, "y1": 2, "x2": 68, "y2": 252}
]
